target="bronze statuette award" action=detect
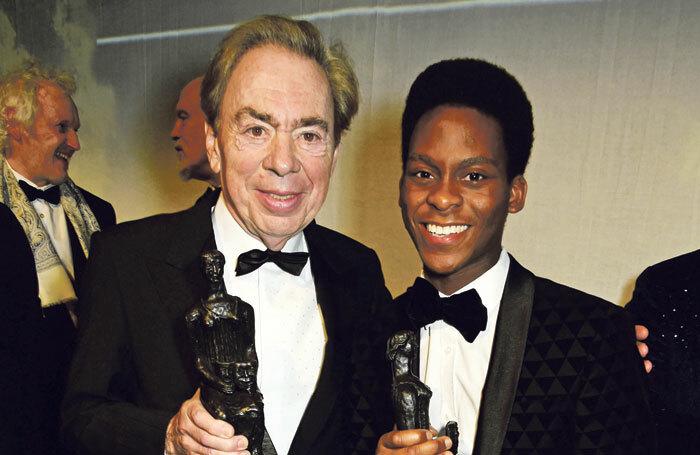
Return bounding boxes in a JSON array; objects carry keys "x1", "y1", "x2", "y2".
[{"x1": 186, "y1": 250, "x2": 265, "y2": 455}]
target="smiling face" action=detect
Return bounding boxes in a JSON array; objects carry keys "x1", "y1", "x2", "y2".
[
  {"x1": 206, "y1": 44, "x2": 338, "y2": 250},
  {"x1": 171, "y1": 77, "x2": 215, "y2": 183},
  {"x1": 399, "y1": 105, "x2": 527, "y2": 294},
  {"x1": 7, "y1": 82, "x2": 80, "y2": 186}
]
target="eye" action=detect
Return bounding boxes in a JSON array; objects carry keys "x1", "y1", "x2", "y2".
[
  {"x1": 301, "y1": 132, "x2": 320, "y2": 142},
  {"x1": 465, "y1": 172, "x2": 485, "y2": 182},
  {"x1": 57, "y1": 123, "x2": 69, "y2": 133},
  {"x1": 247, "y1": 126, "x2": 265, "y2": 137},
  {"x1": 413, "y1": 170, "x2": 433, "y2": 179}
]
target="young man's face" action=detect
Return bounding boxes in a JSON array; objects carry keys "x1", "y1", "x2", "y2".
[{"x1": 399, "y1": 105, "x2": 526, "y2": 292}]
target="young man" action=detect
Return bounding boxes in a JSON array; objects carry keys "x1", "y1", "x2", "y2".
[{"x1": 377, "y1": 58, "x2": 655, "y2": 454}]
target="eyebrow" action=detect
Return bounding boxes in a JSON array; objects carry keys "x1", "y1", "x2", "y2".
[
  {"x1": 235, "y1": 107, "x2": 274, "y2": 126},
  {"x1": 409, "y1": 154, "x2": 497, "y2": 168},
  {"x1": 297, "y1": 117, "x2": 328, "y2": 132},
  {"x1": 235, "y1": 107, "x2": 328, "y2": 132}
]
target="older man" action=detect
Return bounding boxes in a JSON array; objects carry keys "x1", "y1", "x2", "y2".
[
  {"x1": 62, "y1": 16, "x2": 392, "y2": 455},
  {"x1": 0, "y1": 61, "x2": 115, "y2": 454},
  {"x1": 171, "y1": 76, "x2": 219, "y2": 188}
]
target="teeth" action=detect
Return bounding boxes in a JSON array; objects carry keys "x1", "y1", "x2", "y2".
[
  {"x1": 425, "y1": 223, "x2": 469, "y2": 236},
  {"x1": 269, "y1": 193, "x2": 294, "y2": 201},
  {"x1": 55, "y1": 151, "x2": 71, "y2": 160}
]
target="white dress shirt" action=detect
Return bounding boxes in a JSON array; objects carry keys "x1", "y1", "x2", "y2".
[
  {"x1": 419, "y1": 248, "x2": 510, "y2": 455},
  {"x1": 211, "y1": 195, "x2": 326, "y2": 454},
  {"x1": 10, "y1": 165, "x2": 75, "y2": 279}
]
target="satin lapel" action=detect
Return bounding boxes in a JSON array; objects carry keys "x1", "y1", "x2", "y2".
[
  {"x1": 66, "y1": 214, "x2": 86, "y2": 282},
  {"x1": 287, "y1": 223, "x2": 341, "y2": 455},
  {"x1": 473, "y1": 256, "x2": 535, "y2": 455}
]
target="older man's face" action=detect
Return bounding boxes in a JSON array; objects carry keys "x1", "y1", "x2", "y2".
[
  {"x1": 207, "y1": 44, "x2": 338, "y2": 250},
  {"x1": 171, "y1": 78, "x2": 212, "y2": 182},
  {"x1": 8, "y1": 82, "x2": 80, "y2": 186}
]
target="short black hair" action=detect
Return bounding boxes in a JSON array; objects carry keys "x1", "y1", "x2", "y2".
[{"x1": 401, "y1": 58, "x2": 534, "y2": 181}]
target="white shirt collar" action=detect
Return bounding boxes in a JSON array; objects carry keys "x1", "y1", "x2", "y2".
[{"x1": 211, "y1": 194, "x2": 308, "y2": 270}]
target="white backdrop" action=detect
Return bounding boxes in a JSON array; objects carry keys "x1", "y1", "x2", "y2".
[{"x1": 2, "y1": 0, "x2": 698, "y2": 304}]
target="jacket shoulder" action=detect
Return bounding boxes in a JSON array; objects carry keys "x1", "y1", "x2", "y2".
[
  {"x1": 636, "y1": 249, "x2": 700, "y2": 289},
  {"x1": 76, "y1": 185, "x2": 116, "y2": 228},
  {"x1": 93, "y1": 203, "x2": 202, "y2": 256},
  {"x1": 305, "y1": 222, "x2": 381, "y2": 271},
  {"x1": 532, "y1": 275, "x2": 623, "y2": 318}
]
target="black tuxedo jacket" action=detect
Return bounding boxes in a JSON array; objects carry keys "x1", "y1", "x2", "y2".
[
  {"x1": 0, "y1": 189, "x2": 115, "y2": 455},
  {"x1": 626, "y1": 250, "x2": 700, "y2": 455},
  {"x1": 62, "y1": 190, "x2": 394, "y2": 455},
  {"x1": 394, "y1": 256, "x2": 656, "y2": 454}
]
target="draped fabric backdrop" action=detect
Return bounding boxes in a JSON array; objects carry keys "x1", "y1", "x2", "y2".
[{"x1": 2, "y1": 0, "x2": 698, "y2": 304}]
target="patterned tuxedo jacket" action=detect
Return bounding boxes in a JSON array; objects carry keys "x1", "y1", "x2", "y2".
[{"x1": 393, "y1": 255, "x2": 656, "y2": 454}]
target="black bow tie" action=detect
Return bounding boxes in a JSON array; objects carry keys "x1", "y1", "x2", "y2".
[
  {"x1": 19, "y1": 180, "x2": 61, "y2": 205},
  {"x1": 235, "y1": 249, "x2": 309, "y2": 276},
  {"x1": 403, "y1": 277, "x2": 487, "y2": 343}
]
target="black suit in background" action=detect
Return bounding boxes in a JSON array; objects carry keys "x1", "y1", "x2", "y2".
[
  {"x1": 0, "y1": 189, "x2": 115, "y2": 455},
  {"x1": 393, "y1": 256, "x2": 656, "y2": 455},
  {"x1": 626, "y1": 250, "x2": 700, "y2": 455},
  {"x1": 62, "y1": 190, "x2": 394, "y2": 455}
]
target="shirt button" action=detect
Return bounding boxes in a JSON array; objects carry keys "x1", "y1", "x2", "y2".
[
  {"x1": 445, "y1": 346, "x2": 452, "y2": 354},
  {"x1": 40, "y1": 213, "x2": 45, "y2": 218}
]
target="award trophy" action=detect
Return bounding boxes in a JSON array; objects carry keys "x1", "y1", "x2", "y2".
[
  {"x1": 387, "y1": 330, "x2": 459, "y2": 454},
  {"x1": 186, "y1": 249, "x2": 264, "y2": 455}
]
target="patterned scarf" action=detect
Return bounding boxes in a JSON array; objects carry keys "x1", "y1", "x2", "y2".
[{"x1": 1, "y1": 154, "x2": 101, "y2": 308}]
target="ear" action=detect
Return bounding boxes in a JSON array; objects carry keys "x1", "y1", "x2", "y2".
[
  {"x1": 4, "y1": 108, "x2": 23, "y2": 142},
  {"x1": 205, "y1": 122, "x2": 221, "y2": 174},
  {"x1": 330, "y1": 143, "x2": 341, "y2": 175},
  {"x1": 508, "y1": 175, "x2": 527, "y2": 214}
]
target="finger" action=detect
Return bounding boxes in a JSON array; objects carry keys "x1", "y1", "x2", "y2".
[
  {"x1": 644, "y1": 359, "x2": 653, "y2": 373},
  {"x1": 398, "y1": 435, "x2": 451, "y2": 454},
  {"x1": 188, "y1": 400, "x2": 236, "y2": 439},
  {"x1": 179, "y1": 436, "x2": 250, "y2": 455},
  {"x1": 636, "y1": 341, "x2": 649, "y2": 358},
  {"x1": 382, "y1": 429, "x2": 434, "y2": 449},
  {"x1": 635, "y1": 324, "x2": 649, "y2": 341}
]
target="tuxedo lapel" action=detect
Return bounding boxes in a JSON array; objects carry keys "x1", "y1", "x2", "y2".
[
  {"x1": 287, "y1": 222, "x2": 343, "y2": 454},
  {"x1": 146, "y1": 193, "x2": 218, "y2": 326},
  {"x1": 473, "y1": 256, "x2": 535, "y2": 455},
  {"x1": 66, "y1": 215, "x2": 86, "y2": 282}
]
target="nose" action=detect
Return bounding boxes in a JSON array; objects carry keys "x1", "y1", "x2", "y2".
[
  {"x1": 263, "y1": 133, "x2": 301, "y2": 176},
  {"x1": 67, "y1": 129, "x2": 80, "y2": 151},
  {"x1": 171, "y1": 120, "x2": 181, "y2": 141},
  {"x1": 426, "y1": 177, "x2": 461, "y2": 211}
]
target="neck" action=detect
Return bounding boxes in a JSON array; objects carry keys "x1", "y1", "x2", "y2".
[
  {"x1": 424, "y1": 249, "x2": 502, "y2": 295},
  {"x1": 206, "y1": 175, "x2": 220, "y2": 187},
  {"x1": 207, "y1": 281, "x2": 226, "y2": 299},
  {"x1": 392, "y1": 356, "x2": 411, "y2": 379}
]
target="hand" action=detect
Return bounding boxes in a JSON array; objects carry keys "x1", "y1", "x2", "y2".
[
  {"x1": 376, "y1": 428, "x2": 452, "y2": 455},
  {"x1": 165, "y1": 389, "x2": 249, "y2": 454},
  {"x1": 635, "y1": 324, "x2": 652, "y2": 373}
]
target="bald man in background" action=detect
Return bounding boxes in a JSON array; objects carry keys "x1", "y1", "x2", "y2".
[{"x1": 171, "y1": 76, "x2": 219, "y2": 188}]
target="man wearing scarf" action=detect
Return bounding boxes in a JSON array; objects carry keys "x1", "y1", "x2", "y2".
[{"x1": 0, "y1": 60, "x2": 115, "y2": 454}]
